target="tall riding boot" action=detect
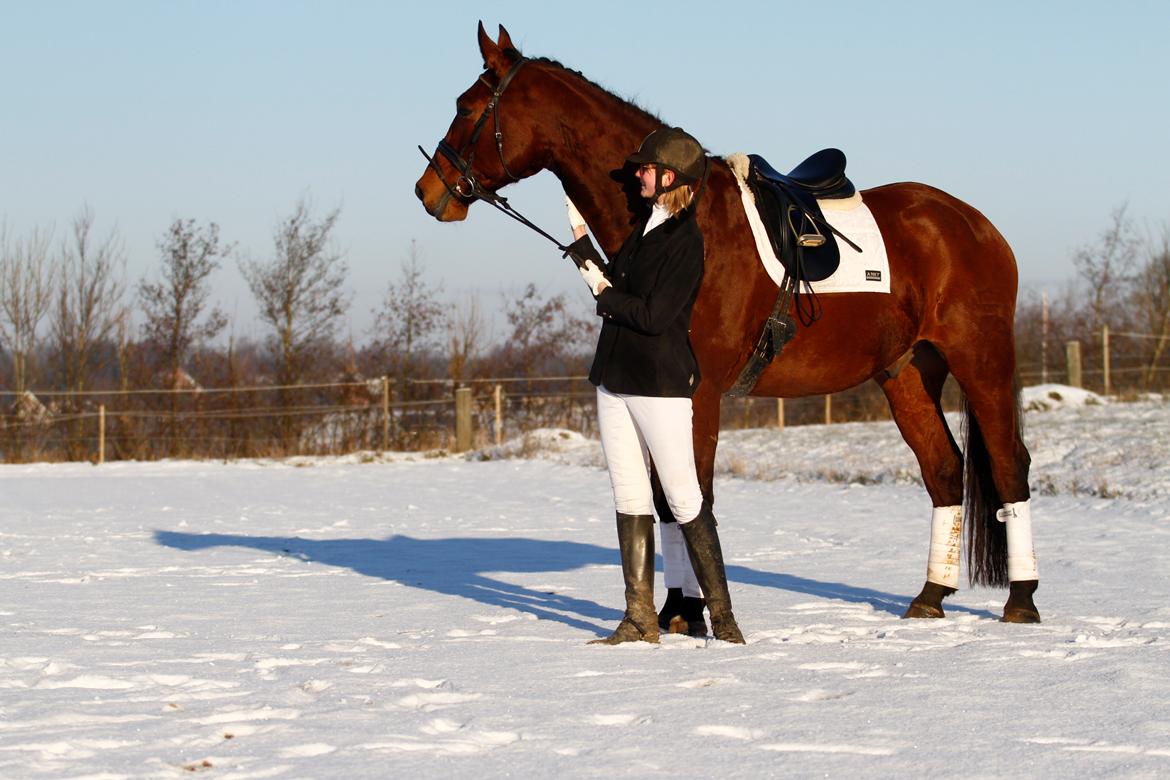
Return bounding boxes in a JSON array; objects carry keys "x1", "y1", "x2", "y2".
[
  {"x1": 590, "y1": 512, "x2": 659, "y2": 645},
  {"x1": 680, "y1": 506, "x2": 746, "y2": 644}
]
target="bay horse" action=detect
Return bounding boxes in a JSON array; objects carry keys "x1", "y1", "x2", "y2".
[{"x1": 414, "y1": 23, "x2": 1040, "y2": 624}]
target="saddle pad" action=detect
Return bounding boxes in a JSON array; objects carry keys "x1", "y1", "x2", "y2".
[{"x1": 726, "y1": 153, "x2": 890, "y2": 294}]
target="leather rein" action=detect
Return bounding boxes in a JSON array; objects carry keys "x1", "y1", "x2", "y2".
[{"x1": 418, "y1": 57, "x2": 572, "y2": 252}]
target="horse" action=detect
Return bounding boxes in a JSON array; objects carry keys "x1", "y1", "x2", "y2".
[{"x1": 414, "y1": 23, "x2": 1041, "y2": 624}]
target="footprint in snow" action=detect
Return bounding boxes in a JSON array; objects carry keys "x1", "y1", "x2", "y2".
[
  {"x1": 589, "y1": 713, "x2": 651, "y2": 727},
  {"x1": 694, "y1": 724, "x2": 764, "y2": 740},
  {"x1": 793, "y1": 688, "x2": 852, "y2": 702},
  {"x1": 359, "y1": 729, "x2": 518, "y2": 754},
  {"x1": 675, "y1": 676, "x2": 738, "y2": 689},
  {"x1": 278, "y1": 743, "x2": 336, "y2": 757},
  {"x1": 389, "y1": 678, "x2": 451, "y2": 689},
  {"x1": 395, "y1": 692, "x2": 483, "y2": 711},
  {"x1": 757, "y1": 741, "x2": 897, "y2": 756},
  {"x1": 420, "y1": 718, "x2": 465, "y2": 735}
]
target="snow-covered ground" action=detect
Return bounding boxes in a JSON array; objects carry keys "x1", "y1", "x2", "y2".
[{"x1": 2, "y1": 387, "x2": 1168, "y2": 778}]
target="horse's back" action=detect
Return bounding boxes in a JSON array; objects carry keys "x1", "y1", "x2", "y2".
[{"x1": 861, "y1": 182, "x2": 1019, "y2": 341}]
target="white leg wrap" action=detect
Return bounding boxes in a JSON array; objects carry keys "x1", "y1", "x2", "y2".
[
  {"x1": 926, "y1": 505, "x2": 963, "y2": 589},
  {"x1": 660, "y1": 521, "x2": 702, "y2": 598},
  {"x1": 998, "y1": 499, "x2": 1039, "y2": 581}
]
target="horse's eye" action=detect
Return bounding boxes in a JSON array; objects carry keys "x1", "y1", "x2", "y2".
[{"x1": 457, "y1": 105, "x2": 472, "y2": 118}]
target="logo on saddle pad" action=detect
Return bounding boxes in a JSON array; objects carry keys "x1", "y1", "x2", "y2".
[{"x1": 865, "y1": 270, "x2": 882, "y2": 282}]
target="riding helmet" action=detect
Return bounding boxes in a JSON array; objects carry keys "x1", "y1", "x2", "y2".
[{"x1": 626, "y1": 127, "x2": 706, "y2": 185}]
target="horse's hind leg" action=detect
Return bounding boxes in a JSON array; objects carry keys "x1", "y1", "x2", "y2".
[
  {"x1": 876, "y1": 342, "x2": 965, "y2": 618},
  {"x1": 945, "y1": 340, "x2": 1040, "y2": 623}
]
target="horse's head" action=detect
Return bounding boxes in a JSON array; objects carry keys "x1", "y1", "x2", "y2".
[{"x1": 416, "y1": 23, "x2": 544, "y2": 222}]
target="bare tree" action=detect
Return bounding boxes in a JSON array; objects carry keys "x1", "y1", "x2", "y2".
[
  {"x1": 52, "y1": 207, "x2": 128, "y2": 396},
  {"x1": 1073, "y1": 204, "x2": 1139, "y2": 333},
  {"x1": 240, "y1": 199, "x2": 349, "y2": 388},
  {"x1": 1131, "y1": 224, "x2": 1170, "y2": 388},
  {"x1": 139, "y1": 218, "x2": 230, "y2": 385},
  {"x1": 447, "y1": 292, "x2": 488, "y2": 383},
  {"x1": 0, "y1": 223, "x2": 55, "y2": 394},
  {"x1": 371, "y1": 241, "x2": 444, "y2": 399},
  {"x1": 499, "y1": 283, "x2": 593, "y2": 381}
]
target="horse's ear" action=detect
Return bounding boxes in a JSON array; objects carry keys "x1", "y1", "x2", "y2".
[
  {"x1": 497, "y1": 24, "x2": 516, "y2": 53},
  {"x1": 477, "y1": 21, "x2": 512, "y2": 75}
]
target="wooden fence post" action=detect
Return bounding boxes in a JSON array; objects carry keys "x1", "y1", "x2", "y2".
[
  {"x1": 1102, "y1": 325, "x2": 1111, "y2": 396},
  {"x1": 381, "y1": 376, "x2": 389, "y2": 452},
  {"x1": 776, "y1": 398, "x2": 785, "y2": 431},
  {"x1": 1066, "y1": 340, "x2": 1083, "y2": 389},
  {"x1": 824, "y1": 394, "x2": 832, "y2": 424},
  {"x1": 98, "y1": 405, "x2": 106, "y2": 465},
  {"x1": 494, "y1": 384, "x2": 503, "y2": 445},
  {"x1": 455, "y1": 386, "x2": 473, "y2": 452}
]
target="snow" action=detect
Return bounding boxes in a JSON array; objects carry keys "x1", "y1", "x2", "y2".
[{"x1": 2, "y1": 387, "x2": 1168, "y2": 777}]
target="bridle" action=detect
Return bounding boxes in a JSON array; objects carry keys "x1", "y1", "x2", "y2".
[
  {"x1": 419, "y1": 57, "x2": 528, "y2": 215},
  {"x1": 418, "y1": 58, "x2": 581, "y2": 253},
  {"x1": 416, "y1": 58, "x2": 708, "y2": 258}
]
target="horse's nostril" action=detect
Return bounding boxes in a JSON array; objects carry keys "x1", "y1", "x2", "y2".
[{"x1": 415, "y1": 184, "x2": 424, "y2": 202}]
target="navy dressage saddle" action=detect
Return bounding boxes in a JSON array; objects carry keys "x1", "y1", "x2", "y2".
[{"x1": 746, "y1": 148, "x2": 858, "y2": 284}]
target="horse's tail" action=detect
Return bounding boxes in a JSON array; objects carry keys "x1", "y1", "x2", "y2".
[{"x1": 962, "y1": 379, "x2": 1022, "y2": 588}]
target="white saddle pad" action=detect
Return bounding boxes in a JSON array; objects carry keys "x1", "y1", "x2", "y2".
[{"x1": 725, "y1": 153, "x2": 890, "y2": 294}]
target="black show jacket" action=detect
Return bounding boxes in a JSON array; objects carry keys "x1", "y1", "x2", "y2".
[{"x1": 588, "y1": 209, "x2": 704, "y2": 398}]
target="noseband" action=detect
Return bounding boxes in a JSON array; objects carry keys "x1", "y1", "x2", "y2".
[{"x1": 419, "y1": 57, "x2": 527, "y2": 214}]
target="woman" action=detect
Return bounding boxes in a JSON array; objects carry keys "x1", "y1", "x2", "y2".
[{"x1": 565, "y1": 127, "x2": 745, "y2": 645}]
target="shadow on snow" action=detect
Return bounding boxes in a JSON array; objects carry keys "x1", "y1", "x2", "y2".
[{"x1": 153, "y1": 530, "x2": 994, "y2": 636}]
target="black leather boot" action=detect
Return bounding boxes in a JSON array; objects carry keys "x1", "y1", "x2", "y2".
[
  {"x1": 658, "y1": 587, "x2": 708, "y2": 637},
  {"x1": 680, "y1": 506, "x2": 745, "y2": 644},
  {"x1": 590, "y1": 512, "x2": 659, "y2": 645}
]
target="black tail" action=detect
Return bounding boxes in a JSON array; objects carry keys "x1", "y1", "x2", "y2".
[{"x1": 961, "y1": 383, "x2": 1023, "y2": 588}]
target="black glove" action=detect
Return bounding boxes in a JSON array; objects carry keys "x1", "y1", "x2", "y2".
[{"x1": 562, "y1": 234, "x2": 606, "y2": 271}]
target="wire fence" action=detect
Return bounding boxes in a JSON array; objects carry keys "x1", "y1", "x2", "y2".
[
  {"x1": 0, "y1": 376, "x2": 597, "y2": 464},
  {"x1": 2, "y1": 325, "x2": 1165, "y2": 464}
]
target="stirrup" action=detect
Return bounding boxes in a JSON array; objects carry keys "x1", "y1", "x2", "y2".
[{"x1": 788, "y1": 208, "x2": 826, "y2": 248}]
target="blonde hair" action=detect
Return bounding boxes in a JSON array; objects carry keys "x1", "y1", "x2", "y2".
[{"x1": 659, "y1": 183, "x2": 695, "y2": 216}]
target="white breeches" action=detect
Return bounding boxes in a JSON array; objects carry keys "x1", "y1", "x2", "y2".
[{"x1": 596, "y1": 386, "x2": 705, "y2": 522}]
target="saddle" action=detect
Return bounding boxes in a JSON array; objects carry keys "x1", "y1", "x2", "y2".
[
  {"x1": 746, "y1": 148, "x2": 857, "y2": 284},
  {"x1": 725, "y1": 149, "x2": 861, "y2": 398}
]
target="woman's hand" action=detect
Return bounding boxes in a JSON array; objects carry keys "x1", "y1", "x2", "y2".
[{"x1": 580, "y1": 260, "x2": 611, "y2": 296}]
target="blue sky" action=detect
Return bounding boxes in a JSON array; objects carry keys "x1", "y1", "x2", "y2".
[{"x1": 2, "y1": 0, "x2": 1168, "y2": 339}]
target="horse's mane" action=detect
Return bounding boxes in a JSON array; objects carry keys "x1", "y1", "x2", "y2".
[{"x1": 522, "y1": 55, "x2": 667, "y2": 127}]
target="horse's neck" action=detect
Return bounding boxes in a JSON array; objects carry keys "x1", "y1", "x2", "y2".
[{"x1": 535, "y1": 66, "x2": 659, "y2": 254}]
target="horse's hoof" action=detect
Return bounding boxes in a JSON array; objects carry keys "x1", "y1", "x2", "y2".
[
  {"x1": 667, "y1": 614, "x2": 708, "y2": 637},
  {"x1": 902, "y1": 581, "x2": 956, "y2": 619},
  {"x1": 1001, "y1": 608, "x2": 1041, "y2": 624},
  {"x1": 659, "y1": 591, "x2": 707, "y2": 636},
  {"x1": 1001, "y1": 579, "x2": 1041, "y2": 624},
  {"x1": 903, "y1": 600, "x2": 945, "y2": 619}
]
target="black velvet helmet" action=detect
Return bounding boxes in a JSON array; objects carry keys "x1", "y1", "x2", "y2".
[{"x1": 626, "y1": 127, "x2": 706, "y2": 187}]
